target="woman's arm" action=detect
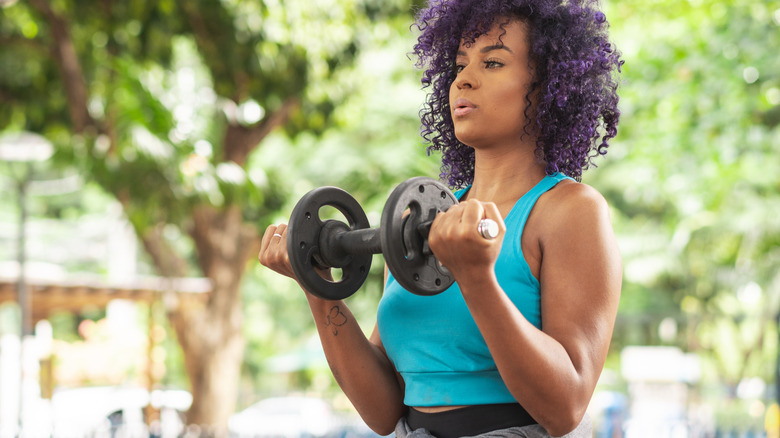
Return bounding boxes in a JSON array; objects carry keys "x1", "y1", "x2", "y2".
[
  {"x1": 258, "y1": 224, "x2": 405, "y2": 434},
  {"x1": 305, "y1": 298, "x2": 404, "y2": 434},
  {"x1": 429, "y1": 184, "x2": 622, "y2": 436}
]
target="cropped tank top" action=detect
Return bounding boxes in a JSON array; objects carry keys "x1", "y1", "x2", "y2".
[{"x1": 376, "y1": 173, "x2": 572, "y2": 407}]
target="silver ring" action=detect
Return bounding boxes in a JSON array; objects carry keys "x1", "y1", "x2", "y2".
[
  {"x1": 273, "y1": 233, "x2": 283, "y2": 238},
  {"x1": 477, "y1": 219, "x2": 499, "y2": 240}
]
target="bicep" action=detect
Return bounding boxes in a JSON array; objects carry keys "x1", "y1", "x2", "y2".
[{"x1": 538, "y1": 189, "x2": 622, "y2": 380}]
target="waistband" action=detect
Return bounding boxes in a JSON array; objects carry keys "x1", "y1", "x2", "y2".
[{"x1": 406, "y1": 403, "x2": 537, "y2": 438}]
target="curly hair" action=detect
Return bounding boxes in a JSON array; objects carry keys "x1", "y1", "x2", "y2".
[{"x1": 413, "y1": 0, "x2": 623, "y2": 187}]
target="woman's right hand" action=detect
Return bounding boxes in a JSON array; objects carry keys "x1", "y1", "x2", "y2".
[
  {"x1": 258, "y1": 224, "x2": 296, "y2": 279},
  {"x1": 259, "y1": 223, "x2": 333, "y2": 286}
]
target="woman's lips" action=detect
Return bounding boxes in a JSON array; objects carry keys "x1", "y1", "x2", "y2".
[{"x1": 452, "y1": 98, "x2": 476, "y2": 117}]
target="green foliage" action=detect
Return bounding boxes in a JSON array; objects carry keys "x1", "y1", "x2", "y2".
[
  {"x1": 0, "y1": 0, "x2": 426, "y2": 401},
  {"x1": 0, "y1": 0, "x2": 415, "y2": 232},
  {"x1": 591, "y1": 0, "x2": 780, "y2": 392}
]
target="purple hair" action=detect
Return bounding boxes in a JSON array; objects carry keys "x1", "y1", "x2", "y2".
[{"x1": 413, "y1": 0, "x2": 623, "y2": 187}]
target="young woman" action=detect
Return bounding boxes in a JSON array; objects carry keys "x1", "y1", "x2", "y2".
[{"x1": 259, "y1": 0, "x2": 623, "y2": 436}]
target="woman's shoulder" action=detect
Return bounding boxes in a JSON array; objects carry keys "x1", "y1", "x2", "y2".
[
  {"x1": 551, "y1": 178, "x2": 607, "y2": 207},
  {"x1": 536, "y1": 178, "x2": 612, "y2": 233}
]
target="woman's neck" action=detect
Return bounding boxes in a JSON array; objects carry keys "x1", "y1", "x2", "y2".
[{"x1": 466, "y1": 145, "x2": 546, "y2": 207}]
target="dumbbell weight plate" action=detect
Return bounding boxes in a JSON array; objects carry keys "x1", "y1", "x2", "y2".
[
  {"x1": 287, "y1": 186, "x2": 372, "y2": 300},
  {"x1": 381, "y1": 177, "x2": 457, "y2": 295}
]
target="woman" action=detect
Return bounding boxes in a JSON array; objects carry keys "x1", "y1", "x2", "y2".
[{"x1": 259, "y1": 0, "x2": 623, "y2": 436}]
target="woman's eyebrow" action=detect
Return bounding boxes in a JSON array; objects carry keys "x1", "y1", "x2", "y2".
[
  {"x1": 456, "y1": 44, "x2": 514, "y2": 57},
  {"x1": 481, "y1": 44, "x2": 513, "y2": 54}
]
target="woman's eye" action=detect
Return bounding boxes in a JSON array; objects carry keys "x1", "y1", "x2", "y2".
[
  {"x1": 455, "y1": 64, "x2": 465, "y2": 74},
  {"x1": 484, "y1": 60, "x2": 503, "y2": 69}
]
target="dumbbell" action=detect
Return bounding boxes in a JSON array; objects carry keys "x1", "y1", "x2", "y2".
[{"x1": 286, "y1": 177, "x2": 499, "y2": 300}]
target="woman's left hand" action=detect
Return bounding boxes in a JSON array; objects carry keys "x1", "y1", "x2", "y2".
[{"x1": 427, "y1": 199, "x2": 506, "y2": 281}]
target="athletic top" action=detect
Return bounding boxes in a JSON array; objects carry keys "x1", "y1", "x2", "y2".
[{"x1": 376, "y1": 173, "x2": 573, "y2": 406}]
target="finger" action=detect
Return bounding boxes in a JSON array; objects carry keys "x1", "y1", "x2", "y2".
[
  {"x1": 260, "y1": 225, "x2": 280, "y2": 260},
  {"x1": 482, "y1": 202, "x2": 506, "y2": 236},
  {"x1": 482, "y1": 202, "x2": 503, "y2": 223},
  {"x1": 437, "y1": 201, "x2": 465, "y2": 230},
  {"x1": 269, "y1": 226, "x2": 289, "y2": 260},
  {"x1": 431, "y1": 207, "x2": 455, "y2": 236},
  {"x1": 460, "y1": 199, "x2": 486, "y2": 230},
  {"x1": 440, "y1": 200, "x2": 461, "y2": 219},
  {"x1": 260, "y1": 223, "x2": 288, "y2": 267}
]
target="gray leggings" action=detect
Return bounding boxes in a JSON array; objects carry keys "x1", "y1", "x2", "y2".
[{"x1": 394, "y1": 414, "x2": 592, "y2": 438}]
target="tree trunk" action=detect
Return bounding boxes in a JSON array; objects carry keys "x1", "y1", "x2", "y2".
[
  {"x1": 168, "y1": 295, "x2": 245, "y2": 433},
  {"x1": 164, "y1": 204, "x2": 259, "y2": 431},
  {"x1": 32, "y1": 1, "x2": 284, "y2": 431}
]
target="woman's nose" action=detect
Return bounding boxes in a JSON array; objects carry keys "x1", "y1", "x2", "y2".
[{"x1": 453, "y1": 66, "x2": 478, "y2": 89}]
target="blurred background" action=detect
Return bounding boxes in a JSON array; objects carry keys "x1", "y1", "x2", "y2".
[{"x1": 0, "y1": 0, "x2": 778, "y2": 436}]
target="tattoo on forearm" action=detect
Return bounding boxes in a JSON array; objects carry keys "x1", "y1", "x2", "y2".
[{"x1": 325, "y1": 305, "x2": 348, "y2": 336}]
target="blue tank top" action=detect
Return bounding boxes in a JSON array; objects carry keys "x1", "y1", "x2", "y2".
[{"x1": 376, "y1": 173, "x2": 572, "y2": 406}]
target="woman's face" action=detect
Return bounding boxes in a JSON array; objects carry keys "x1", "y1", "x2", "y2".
[{"x1": 449, "y1": 19, "x2": 534, "y2": 149}]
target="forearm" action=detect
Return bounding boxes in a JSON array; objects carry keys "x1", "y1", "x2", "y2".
[
  {"x1": 258, "y1": 224, "x2": 404, "y2": 432},
  {"x1": 458, "y1": 274, "x2": 594, "y2": 435},
  {"x1": 305, "y1": 294, "x2": 404, "y2": 434}
]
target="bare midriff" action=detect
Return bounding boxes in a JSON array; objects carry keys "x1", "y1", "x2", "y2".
[{"x1": 412, "y1": 405, "x2": 468, "y2": 413}]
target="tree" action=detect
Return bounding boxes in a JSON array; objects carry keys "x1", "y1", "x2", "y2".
[
  {"x1": 592, "y1": 0, "x2": 780, "y2": 421},
  {"x1": 0, "y1": 0, "x2": 418, "y2": 430}
]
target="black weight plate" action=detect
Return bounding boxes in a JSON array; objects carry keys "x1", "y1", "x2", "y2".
[
  {"x1": 381, "y1": 177, "x2": 457, "y2": 295},
  {"x1": 287, "y1": 186, "x2": 372, "y2": 300}
]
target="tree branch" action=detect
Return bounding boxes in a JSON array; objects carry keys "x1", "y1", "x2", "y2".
[
  {"x1": 223, "y1": 96, "x2": 300, "y2": 166},
  {"x1": 27, "y1": 0, "x2": 94, "y2": 133},
  {"x1": 138, "y1": 223, "x2": 190, "y2": 278},
  {"x1": 0, "y1": 35, "x2": 48, "y2": 54},
  {"x1": 0, "y1": 89, "x2": 15, "y2": 104},
  {"x1": 112, "y1": 189, "x2": 190, "y2": 279}
]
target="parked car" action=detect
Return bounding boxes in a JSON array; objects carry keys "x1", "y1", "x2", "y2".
[
  {"x1": 228, "y1": 396, "x2": 387, "y2": 438},
  {"x1": 49, "y1": 385, "x2": 191, "y2": 438},
  {"x1": 229, "y1": 396, "x2": 341, "y2": 438}
]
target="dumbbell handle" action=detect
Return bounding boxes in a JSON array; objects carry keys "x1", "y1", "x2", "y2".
[
  {"x1": 334, "y1": 227, "x2": 382, "y2": 255},
  {"x1": 321, "y1": 218, "x2": 498, "y2": 268}
]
